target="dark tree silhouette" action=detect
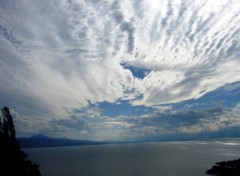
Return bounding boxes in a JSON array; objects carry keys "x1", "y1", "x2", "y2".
[{"x1": 0, "y1": 107, "x2": 41, "y2": 176}]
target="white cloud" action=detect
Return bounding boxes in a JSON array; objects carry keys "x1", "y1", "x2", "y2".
[
  {"x1": 178, "y1": 104, "x2": 240, "y2": 134},
  {"x1": 0, "y1": 0, "x2": 240, "y2": 124},
  {"x1": 126, "y1": 0, "x2": 240, "y2": 106},
  {"x1": 11, "y1": 102, "x2": 240, "y2": 140}
]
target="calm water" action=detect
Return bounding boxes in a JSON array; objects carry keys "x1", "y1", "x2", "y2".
[{"x1": 25, "y1": 139, "x2": 240, "y2": 176}]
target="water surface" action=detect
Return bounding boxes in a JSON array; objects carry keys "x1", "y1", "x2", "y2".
[{"x1": 25, "y1": 139, "x2": 240, "y2": 176}]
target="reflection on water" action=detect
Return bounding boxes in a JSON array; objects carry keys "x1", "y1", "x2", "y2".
[{"x1": 25, "y1": 139, "x2": 240, "y2": 176}]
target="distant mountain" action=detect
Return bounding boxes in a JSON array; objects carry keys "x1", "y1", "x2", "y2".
[
  {"x1": 18, "y1": 134, "x2": 107, "y2": 148},
  {"x1": 30, "y1": 134, "x2": 50, "y2": 139}
]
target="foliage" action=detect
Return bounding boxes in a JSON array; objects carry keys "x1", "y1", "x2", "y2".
[{"x1": 0, "y1": 107, "x2": 41, "y2": 176}]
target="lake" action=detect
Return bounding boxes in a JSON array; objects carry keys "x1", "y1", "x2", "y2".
[{"x1": 25, "y1": 139, "x2": 240, "y2": 176}]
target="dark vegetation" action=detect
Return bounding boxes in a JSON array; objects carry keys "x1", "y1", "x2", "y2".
[
  {"x1": 0, "y1": 107, "x2": 41, "y2": 176},
  {"x1": 206, "y1": 159, "x2": 240, "y2": 176}
]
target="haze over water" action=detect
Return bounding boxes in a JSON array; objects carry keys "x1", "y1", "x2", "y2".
[{"x1": 26, "y1": 139, "x2": 240, "y2": 176}]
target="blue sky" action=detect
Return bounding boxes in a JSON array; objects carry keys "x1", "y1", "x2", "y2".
[{"x1": 0, "y1": 0, "x2": 240, "y2": 141}]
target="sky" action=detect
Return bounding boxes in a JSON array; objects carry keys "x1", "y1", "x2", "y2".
[{"x1": 0, "y1": 0, "x2": 240, "y2": 141}]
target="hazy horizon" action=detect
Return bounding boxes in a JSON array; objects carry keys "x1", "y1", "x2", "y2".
[{"x1": 17, "y1": 133, "x2": 240, "y2": 143}]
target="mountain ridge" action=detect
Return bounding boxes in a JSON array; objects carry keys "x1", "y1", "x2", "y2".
[{"x1": 18, "y1": 134, "x2": 107, "y2": 148}]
